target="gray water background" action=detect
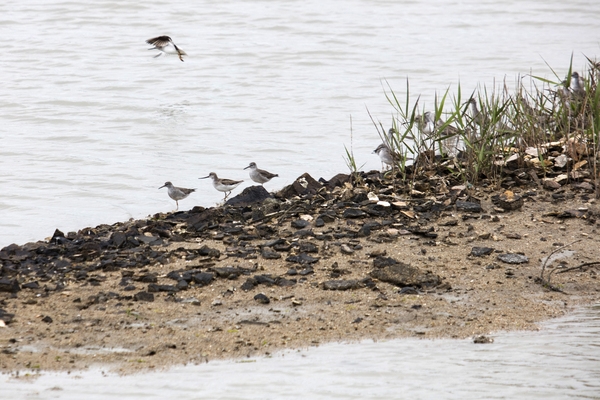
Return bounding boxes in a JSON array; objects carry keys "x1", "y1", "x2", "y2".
[
  {"x1": 2, "y1": 1, "x2": 600, "y2": 398},
  {"x1": 1, "y1": 0, "x2": 599, "y2": 247}
]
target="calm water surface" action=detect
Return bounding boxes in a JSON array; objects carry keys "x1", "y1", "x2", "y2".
[
  {"x1": 2, "y1": 3, "x2": 599, "y2": 397},
  {"x1": 1, "y1": 0, "x2": 599, "y2": 246},
  {"x1": 3, "y1": 305, "x2": 599, "y2": 399}
]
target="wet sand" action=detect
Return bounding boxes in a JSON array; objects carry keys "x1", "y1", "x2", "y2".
[{"x1": 1, "y1": 177, "x2": 598, "y2": 374}]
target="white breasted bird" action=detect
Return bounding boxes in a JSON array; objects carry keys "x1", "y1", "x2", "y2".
[
  {"x1": 146, "y1": 36, "x2": 187, "y2": 62},
  {"x1": 200, "y1": 172, "x2": 244, "y2": 201},
  {"x1": 159, "y1": 181, "x2": 195, "y2": 210},
  {"x1": 244, "y1": 162, "x2": 278, "y2": 185}
]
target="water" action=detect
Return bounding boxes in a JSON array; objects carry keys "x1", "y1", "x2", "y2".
[
  {"x1": 1, "y1": 0, "x2": 599, "y2": 247},
  {"x1": 2, "y1": 2, "x2": 599, "y2": 396},
  {"x1": 3, "y1": 304, "x2": 599, "y2": 399}
]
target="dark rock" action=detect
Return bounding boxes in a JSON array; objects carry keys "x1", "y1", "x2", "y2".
[
  {"x1": 473, "y1": 335, "x2": 494, "y2": 344},
  {"x1": 0, "y1": 278, "x2": 20, "y2": 293},
  {"x1": 505, "y1": 233, "x2": 522, "y2": 239},
  {"x1": 315, "y1": 218, "x2": 325, "y2": 227},
  {"x1": 136, "y1": 273, "x2": 158, "y2": 283},
  {"x1": 370, "y1": 259, "x2": 441, "y2": 288},
  {"x1": 321, "y1": 173, "x2": 350, "y2": 190},
  {"x1": 322, "y1": 279, "x2": 365, "y2": 290},
  {"x1": 186, "y1": 208, "x2": 224, "y2": 232},
  {"x1": 255, "y1": 275, "x2": 276, "y2": 285},
  {"x1": 573, "y1": 182, "x2": 594, "y2": 192},
  {"x1": 398, "y1": 286, "x2": 419, "y2": 295},
  {"x1": 0, "y1": 309, "x2": 15, "y2": 324},
  {"x1": 373, "y1": 256, "x2": 399, "y2": 268},
  {"x1": 493, "y1": 190, "x2": 524, "y2": 211},
  {"x1": 166, "y1": 271, "x2": 183, "y2": 281},
  {"x1": 134, "y1": 291, "x2": 155, "y2": 302},
  {"x1": 275, "y1": 278, "x2": 296, "y2": 287},
  {"x1": 298, "y1": 268, "x2": 314, "y2": 276},
  {"x1": 176, "y1": 280, "x2": 189, "y2": 290},
  {"x1": 439, "y1": 219, "x2": 459, "y2": 226},
  {"x1": 261, "y1": 248, "x2": 281, "y2": 259},
  {"x1": 198, "y1": 245, "x2": 221, "y2": 258},
  {"x1": 277, "y1": 173, "x2": 322, "y2": 198},
  {"x1": 226, "y1": 186, "x2": 272, "y2": 207},
  {"x1": 147, "y1": 284, "x2": 179, "y2": 293},
  {"x1": 291, "y1": 219, "x2": 310, "y2": 229},
  {"x1": 298, "y1": 242, "x2": 319, "y2": 253},
  {"x1": 343, "y1": 208, "x2": 367, "y2": 219},
  {"x1": 543, "y1": 179, "x2": 562, "y2": 190},
  {"x1": 456, "y1": 200, "x2": 483, "y2": 213},
  {"x1": 50, "y1": 229, "x2": 67, "y2": 244},
  {"x1": 470, "y1": 247, "x2": 494, "y2": 257},
  {"x1": 407, "y1": 226, "x2": 438, "y2": 238},
  {"x1": 263, "y1": 238, "x2": 285, "y2": 247},
  {"x1": 351, "y1": 191, "x2": 369, "y2": 203},
  {"x1": 293, "y1": 229, "x2": 313, "y2": 238},
  {"x1": 212, "y1": 266, "x2": 243, "y2": 279},
  {"x1": 241, "y1": 278, "x2": 257, "y2": 291},
  {"x1": 273, "y1": 242, "x2": 292, "y2": 252},
  {"x1": 286, "y1": 253, "x2": 320, "y2": 264},
  {"x1": 22, "y1": 281, "x2": 40, "y2": 290},
  {"x1": 556, "y1": 209, "x2": 587, "y2": 219},
  {"x1": 254, "y1": 293, "x2": 270, "y2": 304},
  {"x1": 497, "y1": 253, "x2": 529, "y2": 264},
  {"x1": 357, "y1": 225, "x2": 372, "y2": 237},
  {"x1": 74, "y1": 271, "x2": 88, "y2": 280},
  {"x1": 318, "y1": 212, "x2": 336, "y2": 223},
  {"x1": 193, "y1": 272, "x2": 215, "y2": 286},
  {"x1": 41, "y1": 315, "x2": 53, "y2": 323}
]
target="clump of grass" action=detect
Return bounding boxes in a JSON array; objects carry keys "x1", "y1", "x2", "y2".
[{"x1": 367, "y1": 55, "x2": 599, "y2": 195}]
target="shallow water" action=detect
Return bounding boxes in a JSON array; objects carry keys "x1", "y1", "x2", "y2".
[
  {"x1": 3, "y1": 304, "x2": 599, "y2": 399},
  {"x1": 2, "y1": 3, "x2": 600, "y2": 397},
  {"x1": 1, "y1": 0, "x2": 599, "y2": 246}
]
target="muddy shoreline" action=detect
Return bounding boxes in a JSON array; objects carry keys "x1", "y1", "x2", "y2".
[{"x1": 1, "y1": 170, "x2": 599, "y2": 374}]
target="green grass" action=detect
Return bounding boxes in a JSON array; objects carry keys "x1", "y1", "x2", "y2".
[{"x1": 362, "y1": 56, "x2": 600, "y2": 195}]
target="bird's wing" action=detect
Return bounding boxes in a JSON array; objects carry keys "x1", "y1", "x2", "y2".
[
  {"x1": 146, "y1": 36, "x2": 172, "y2": 47},
  {"x1": 221, "y1": 179, "x2": 243, "y2": 186}
]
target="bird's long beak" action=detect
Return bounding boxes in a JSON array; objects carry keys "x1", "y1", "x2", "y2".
[
  {"x1": 199, "y1": 175, "x2": 210, "y2": 179},
  {"x1": 243, "y1": 165, "x2": 251, "y2": 170},
  {"x1": 159, "y1": 184, "x2": 166, "y2": 189}
]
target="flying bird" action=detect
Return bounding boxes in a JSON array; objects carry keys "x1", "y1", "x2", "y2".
[{"x1": 146, "y1": 36, "x2": 186, "y2": 61}]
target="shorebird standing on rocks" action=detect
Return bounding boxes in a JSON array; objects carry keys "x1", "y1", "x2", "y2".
[
  {"x1": 146, "y1": 36, "x2": 187, "y2": 61},
  {"x1": 416, "y1": 111, "x2": 436, "y2": 138},
  {"x1": 159, "y1": 181, "x2": 195, "y2": 210},
  {"x1": 373, "y1": 143, "x2": 400, "y2": 171},
  {"x1": 244, "y1": 162, "x2": 278, "y2": 185},
  {"x1": 199, "y1": 172, "x2": 244, "y2": 201},
  {"x1": 570, "y1": 71, "x2": 586, "y2": 97},
  {"x1": 467, "y1": 98, "x2": 488, "y2": 127}
]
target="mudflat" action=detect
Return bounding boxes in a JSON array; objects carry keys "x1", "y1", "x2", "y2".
[{"x1": 1, "y1": 173, "x2": 598, "y2": 374}]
